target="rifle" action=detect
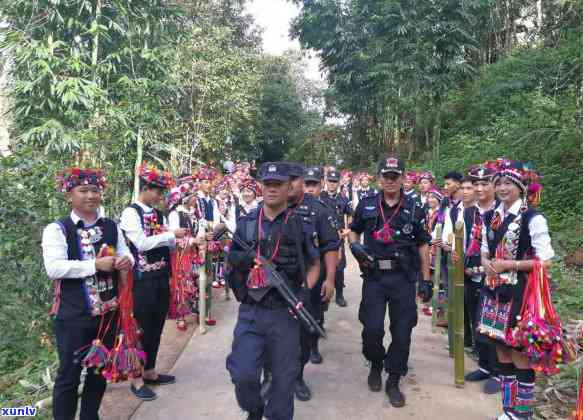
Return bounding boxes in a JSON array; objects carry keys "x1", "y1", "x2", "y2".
[{"x1": 214, "y1": 226, "x2": 326, "y2": 338}]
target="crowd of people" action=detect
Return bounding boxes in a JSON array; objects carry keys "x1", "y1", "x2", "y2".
[{"x1": 42, "y1": 155, "x2": 573, "y2": 420}]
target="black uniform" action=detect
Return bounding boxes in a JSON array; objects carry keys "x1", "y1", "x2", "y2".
[
  {"x1": 320, "y1": 190, "x2": 352, "y2": 296},
  {"x1": 350, "y1": 193, "x2": 430, "y2": 375},
  {"x1": 293, "y1": 193, "x2": 340, "y2": 376},
  {"x1": 225, "y1": 163, "x2": 319, "y2": 420}
]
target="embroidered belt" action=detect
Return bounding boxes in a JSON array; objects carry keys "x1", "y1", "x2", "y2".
[
  {"x1": 138, "y1": 260, "x2": 167, "y2": 272},
  {"x1": 485, "y1": 271, "x2": 518, "y2": 289}
]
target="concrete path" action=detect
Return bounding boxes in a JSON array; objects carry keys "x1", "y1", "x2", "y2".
[{"x1": 132, "y1": 256, "x2": 500, "y2": 420}]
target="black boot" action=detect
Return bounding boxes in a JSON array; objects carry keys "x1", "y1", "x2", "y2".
[
  {"x1": 310, "y1": 339, "x2": 323, "y2": 364},
  {"x1": 247, "y1": 407, "x2": 264, "y2": 420},
  {"x1": 385, "y1": 374, "x2": 405, "y2": 407},
  {"x1": 335, "y1": 289, "x2": 347, "y2": 307},
  {"x1": 294, "y1": 377, "x2": 312, "y2": 401},
  {"x1": 367, "y1": 365, "x2": 382, "y2": 392}
]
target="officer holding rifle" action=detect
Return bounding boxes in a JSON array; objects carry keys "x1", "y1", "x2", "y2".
[
  {"x1": 348, "y1": 157, "x2": 432, "y2": 408},
  {"x1": 225, "y1": 161, "x2": 321, "y2": 420}
]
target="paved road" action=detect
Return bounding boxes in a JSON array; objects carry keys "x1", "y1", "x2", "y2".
[{"x1": 132, "y1": 256, "x2": 499, "y2": 420}]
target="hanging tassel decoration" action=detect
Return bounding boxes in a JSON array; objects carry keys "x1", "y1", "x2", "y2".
[{"x1": 506, "y1": 260, "x2": 575, "y2": 375}]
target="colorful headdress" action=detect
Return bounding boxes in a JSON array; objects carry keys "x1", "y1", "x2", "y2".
[
  {"x1": 240, "y1": 177, "x2": 261, "y2": 197},
  {"x1": 405, "y1": 171, "x2": 419, "y2": 183},
  {"x1": 139, "y1": 163, "x2": 175, "y2": 189},
  {"x1": 428, "y1": 188, "x2": 444, "y2": 202},
  {"x1": 341, "y1": 169, "x2": 353, "y2": 179},
  {"x1": 57, "y1": 168, "x2": 107, "y2": 193},
  {"x1": 418, "y1": 171, "x2": 435, "y2": 182},
  {"x1": 213, "y1": 176, "x2": 232, "y2": 194},
  {"x1": 194, "y1": 166, "x2": 220, "y2": 182},
  {"x1": 165, "y1": 181, "x2": 197, "y2": 210},
  {"x1": 488, "y1": 158, "x2": 542, "y2": 206}
]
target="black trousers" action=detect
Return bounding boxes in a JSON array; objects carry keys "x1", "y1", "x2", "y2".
[
  {"x1": 133, "y1": 274, "x2": 170, "y2": 371},
  {"x1": 299, "y1": 281, "x2": 325, "y2": 375},
  {"x1": 335, "y1": 244, "x2": 346, "y2": 293},
  {"x1": 464, "y1": 279, "x2": 482, "y2": 346},
  {"x1": 53, "y1": 313, "x2": 116, "y2": 420},
  {"x1": 227, "y1": 304, "x2": 300, "y2": 420},
  {"x1": 358, "y1": 270, "x2": 418, "y2": 375}
]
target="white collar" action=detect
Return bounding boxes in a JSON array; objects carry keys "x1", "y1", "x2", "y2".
[
  {"x1": 135, "y1": 200, "x2": 153, "y2": 213},
  {"x1": 70, "y1": 210, "x2": 99, "y2": 227},
  {"x1": 495, "y1": 198, "x2": 523, "y2": 218},
  {"x1": 476, "y1": 200, "x2": 496, "y2": 215}
]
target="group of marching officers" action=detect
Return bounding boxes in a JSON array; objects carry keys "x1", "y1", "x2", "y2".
[{"x1": 43, "y1": 155, "x2": 552, "y2": 420}]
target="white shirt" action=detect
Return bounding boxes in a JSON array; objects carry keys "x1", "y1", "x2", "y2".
[
  {"x1": 120, "y1": 201, "x2": 176, "y2": 252},
  {"x1": 213, "y1": 199, "x2": 237, "y2": 232},
  {"x1": 42, "y1": 211, "x2": 133, "y2": 280},
  {"x1": 168, "y1": 205, "x2": 207, "y2": 241},
  {"x1": 480, "y1": 199, "x2": 554, "y2": 261},
  {"x1": 442, "y1": 202, "x2": 465, "y2": 248}
]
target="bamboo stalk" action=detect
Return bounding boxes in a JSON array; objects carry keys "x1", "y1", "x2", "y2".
[
  {"x1": 198, "y1": 244, "x2": 208, "y2": 335},
  {"x1": 133, "y1": 130, "x2": 143, "y2": 203},
  {"x1": 453, "y1": 221, "x2": 465, "y2": 388},
  {"x1": 431, "y1": 225, "x2": 443, "y2": 333}
]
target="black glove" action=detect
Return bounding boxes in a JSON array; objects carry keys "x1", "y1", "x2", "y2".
[
  {"x1": 227, "y1": 250, "x2": 255, "y2": 271},
  {"x1": 349, "y1": 242, "x2": 374, "y2": 269},
  {"x1": 418, "y1": 279, "x2": 434, "y2": 303}
]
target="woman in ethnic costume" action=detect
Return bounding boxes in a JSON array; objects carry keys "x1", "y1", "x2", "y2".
[{"x1": 478, "y1": 159, "x2": 553, "y2": 420}]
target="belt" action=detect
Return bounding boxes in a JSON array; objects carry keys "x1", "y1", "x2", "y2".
[{"x1": 376, "y1": 258, "x2": 398, "y2": 271}]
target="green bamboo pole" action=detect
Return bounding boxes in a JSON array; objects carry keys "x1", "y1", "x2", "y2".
[
  {"x1": 431, "y1": 225, "x2": 443, "y2": 333},
  {"x1": 453, "y1": 221, "x2": 465, "y2": 388}
]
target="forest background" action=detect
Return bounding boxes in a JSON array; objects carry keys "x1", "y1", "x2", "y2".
[{"x1": 0, "y1": 0, "x2": 582, "y2": 417}]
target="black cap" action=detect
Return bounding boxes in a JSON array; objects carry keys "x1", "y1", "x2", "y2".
[
  {"x1": 286, "y1": 162, "x2": 305, "y2": 178},
  {"x1": 327, "y1": 170, "x2": 340, "y2": 182},
  {"x1": 304, "y1": 166, "x2": 323, "y2": 182},
  {"x1": 258, "y1": 162, "x2": 290, "y2": 182},
  {"x1": 377, "y1": 157, "x2": 405, "y2": 175},
  {"x1": 468, "y1": 166, "x2": 495, "y2": 182}
]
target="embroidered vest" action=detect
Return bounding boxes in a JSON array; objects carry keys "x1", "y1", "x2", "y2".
[
  {"x1": 51, "y1": 217, "x2": 119, "y2": 320},
  {"x1": 126, "y1": 204, "x2": 170, "y2": 280}
]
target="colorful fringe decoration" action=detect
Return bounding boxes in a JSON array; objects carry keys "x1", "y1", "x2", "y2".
[
  {"x1": 76, "y1": 313, "x2": 114, "y2": 371},
  {"x1": 505, "y1": 260, "x2": 575, "y2": 375},
  {"x1": 168, "y1": 240, "x2": 201, "y2": 331},
  {"x1": 102, "y1": 270, "x2": 146, "y2": 383}
]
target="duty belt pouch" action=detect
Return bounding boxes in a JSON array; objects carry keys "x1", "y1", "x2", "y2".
[
  {"x1": 377, "y1": 259, "x2": 398, "y2": 271},
  {"x1": 477, "y1": 291, "x2": 512, "y2": 344}
]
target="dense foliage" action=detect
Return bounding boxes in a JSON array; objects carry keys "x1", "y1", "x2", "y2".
[{"x1": 0, "y1": 0, "x2": 329, "y2": 407}]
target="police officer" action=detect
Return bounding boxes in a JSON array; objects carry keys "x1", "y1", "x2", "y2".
[
  {"x1": 287, "y1": 164, "x2": 340, "y2": 401},
  {"x1": 348, "y1": 157, "x2": 432, "y2": 408},
  {"x1": 321, "y1": 169, "x2": 352, "y2": 307},
  {"x1": 226, "y1": 162, "x2": 320, "y2": 420}
]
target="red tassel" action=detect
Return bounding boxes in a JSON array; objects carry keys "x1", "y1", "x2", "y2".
[
  {"x1": 510, "y1": 260, "x2": 574, "y2": 375},
  {"x1": 247, "y1": 264, "x2": 267, "y2": 289},
  {"x1": 80, "y1": 339, "x2": 110, "y2": 370}
]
